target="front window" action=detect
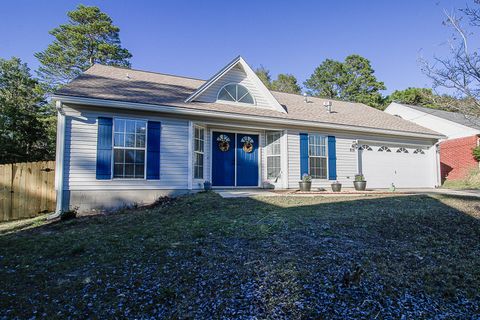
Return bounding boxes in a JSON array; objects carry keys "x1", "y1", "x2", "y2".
[
  {"x1": 194, "y1": 126, "x2": 205, "y2": 179},
  {"x1": 309, "y1": 134, "x2": 327, "y2": 179},
  {"x1": 266, "y1": 132, "x2": 281, "y2": 179},
  {"x1": 217, "y1": 84, "x2": 255, "y2": 104},
  {"x1": 113, "y1": 119, "x2": 146, "y2": 179}
]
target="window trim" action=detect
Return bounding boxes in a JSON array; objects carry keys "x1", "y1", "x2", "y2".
[
  {"x1": 111, "y1": 117, "x2": 148, "y2": 180},
  {"x1": 266, "y1": 131, "x2": 282, "y2": 180},
  {"x1": 308, "y1": 133, "x2": 329, "y2": 180},
  {"x1": 217, "y1": 83, "x2": 256, "y2": 106},
  {"x1": 396, "y1": 147, "x2": 409, "y2": 154},
  {"x1": 193, "y1": 125, "x2": 205, "y2": 180},
  {"x1": 359, "y1": 144, "x2": 372, "y2": 151}
]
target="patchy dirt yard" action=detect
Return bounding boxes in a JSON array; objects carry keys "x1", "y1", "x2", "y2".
[{"x1": 0, "y1": 193, "x2": 479, "y2": 319}]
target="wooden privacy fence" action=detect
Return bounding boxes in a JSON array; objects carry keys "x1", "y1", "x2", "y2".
[{"x1": 0, "y1": 161, "x2": 56, "y2": 221}]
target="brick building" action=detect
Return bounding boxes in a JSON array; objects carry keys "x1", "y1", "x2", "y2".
[{"x1": 440, "y1": 135, "x2": 479, "y2": 181}]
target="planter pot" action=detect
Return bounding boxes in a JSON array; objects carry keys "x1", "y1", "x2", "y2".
[
  {"x1": 299, "y1": 181, "x2": 312, "y2": 192},
  {"x1": 353, "y1": 181, "x2": 367, "y2": 191},
  {"x1": 263, "y1": 182, "x2": 275, "y2": 189},
  {"x1": 331, "y1": 183, "x2": 342, "y2": 192},
  {"x1": 204, "y1": 181, "x2": 212, "y2": 191}
]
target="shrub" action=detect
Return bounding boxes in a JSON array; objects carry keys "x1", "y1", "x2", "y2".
[
  {"x1": 443, "y1": 168, "x2": 480, "y2": 189},
  {"x1": 60, "y1": 207, "x2": 78, "y2": 221},
  {"x1": 472, "y1": 146, "x2": 480, "y2": 161},
  {"x1": 301, "y1": 173, "x2": 312, "y2": 182},
  {"x1": 355, "y1": 174, "x2": 365, "y2": 182}
]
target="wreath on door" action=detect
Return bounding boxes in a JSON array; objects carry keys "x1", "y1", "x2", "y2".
[
  {"x1": 217, "y1": 134, "x2": 231, "y2": 152},
  {"x1": 241, "y1": 136, "x2": 254, "y2": 153}
]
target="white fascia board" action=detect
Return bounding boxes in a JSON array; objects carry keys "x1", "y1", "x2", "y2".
[{"x1": 52, "y1": 94, "x2": 445, "y2": 140}]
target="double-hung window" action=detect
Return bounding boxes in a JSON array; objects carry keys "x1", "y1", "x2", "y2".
[
  {"x1": 308, "y1": 134, "x2": 327, "y2": 179},
  {"x1": 266, "y1": 132, "x2": 281, "y2": 179},
  {"x1": 113, "y1": 119, "x2": 146, "y2": 179},
  {"x1": 193, "y1": 126, "x2": 205, "y2": 179}
]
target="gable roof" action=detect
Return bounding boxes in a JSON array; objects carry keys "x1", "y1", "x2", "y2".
[
  {"x1": 185, "y1": 56, "x2": 285, "y2": 113},
  {"x1": 54, "y1": 64, "x2": 443, "y2": 139},
  {"x1": 393, "y1": 103, "x2": 480, "y2": 130}
]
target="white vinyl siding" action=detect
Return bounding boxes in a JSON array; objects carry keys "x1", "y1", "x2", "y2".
[
  {"x1": 195, "y1": 65, "x2": 272, "y2": 108},
  {"x1": 287, "y1": 129, "x2": 439, "y2": 189},
  {"x1": 62, "y1": 104, "x2": 438, "y2": 193},
  {"x1": 63, "y1": 105, "x2": 189, "y2": 190}
]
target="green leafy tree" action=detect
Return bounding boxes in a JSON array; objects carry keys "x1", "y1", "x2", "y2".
[
  {"x1": 35, "y1": 5, "x2": 132, "y2": 88},
  {"x1": 304, "y1": 54, "x2": 386, "y2": 109},
  {"x1": 255, "y1": 66, "x2": 302, "y2": 94},
  {"x1": 384, "y1": 87, "x2": 467, "y2": 112},
  {"x1": 0, "y1": 58, "x2": 55, "y2": 163},
  {"x1": 385, "y1": 87, "x2": 438, "y2": 108},
  {"x1": 255, "y1": 66, "x2": 272, "y2": 88},
  {"x1": 271, "y1": 74, "x2": 301, "y2": 94}
]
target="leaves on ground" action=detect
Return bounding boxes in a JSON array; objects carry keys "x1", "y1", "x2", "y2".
[{"x1": 0, "y1": 193, "x2": 479, "y2": 319}]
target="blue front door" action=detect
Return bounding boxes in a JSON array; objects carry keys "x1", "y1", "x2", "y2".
[
  {"x1": 212, "y1": 132, "x2": 235, "y2": 186},
  {"x1": 236, "y1": 134, "x2": 259, "y2": 186},
  {"x1": 211, "y1": 132, "x2": 259, "y2": 187}
]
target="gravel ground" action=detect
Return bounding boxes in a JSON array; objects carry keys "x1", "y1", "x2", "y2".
[{"x1": 0, "y1": 193, "x2": 479, "y2": 319}]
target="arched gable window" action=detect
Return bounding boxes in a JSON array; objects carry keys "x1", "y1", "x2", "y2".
[
  {"x1": 396, "y1": 147, "x2": 409, "y2": 153},
  {"x1": 358, "y1": 144, "x2": 372, "y2": 151},
  {"x1": 378, "y1": 146, "x2": 391, "y2": 152},
  {"x1": 217, "y1": 83, "x2": 255, "y2": 104}
]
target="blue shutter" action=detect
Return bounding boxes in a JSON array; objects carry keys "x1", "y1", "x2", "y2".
[
  {"x1": 147, "y1": 121, "x2": 161, "y2": 180},
  {"x1": 96, "y1": 117, "x2": 113, "y2": 180},
  {"x1": 300, "y1": 133, "x2": 309, "y2": 179},
  {"x1": 328, "y1": 135, "x2": 337, "y2": 180}
]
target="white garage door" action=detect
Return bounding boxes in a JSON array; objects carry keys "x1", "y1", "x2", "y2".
[{"x1": 360, "y1": 144, "x2": 434, "y2": 188}]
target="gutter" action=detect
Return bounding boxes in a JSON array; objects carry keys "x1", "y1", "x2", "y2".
[
  {"x1": 52, "y1": 94, "x2": 445, "y2": 140},
  {"x1": 49, "y1": 101, "x2": 66, "y2": 219}
]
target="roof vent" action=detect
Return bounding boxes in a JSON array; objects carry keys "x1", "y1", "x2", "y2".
[
  {"x1": 323, "y1": 101, "x2": 332, "y2": 113},
  {"x1": 303, "y1": 92, "x2": 308, "y2": 103}
]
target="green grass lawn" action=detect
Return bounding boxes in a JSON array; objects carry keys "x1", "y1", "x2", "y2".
[{"x1": 1, "y1": 193, "x2": 479, "y2": 319}]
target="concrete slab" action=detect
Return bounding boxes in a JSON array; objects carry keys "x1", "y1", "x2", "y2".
[
  {"x1": 215, "y1": 189, "x2": 279, "y2": 198},
  {"x1": 215, "y1": 188, "x2": 480, "y2": 199}
]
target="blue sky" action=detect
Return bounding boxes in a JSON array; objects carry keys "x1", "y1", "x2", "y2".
[{"x1": 0, "y1": 0, "x2": 470, "y2": 94}]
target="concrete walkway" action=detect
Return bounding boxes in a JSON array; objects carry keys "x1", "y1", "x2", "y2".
[{"x1": 215, "y1": 188, "x2": 480, "y2": 199}]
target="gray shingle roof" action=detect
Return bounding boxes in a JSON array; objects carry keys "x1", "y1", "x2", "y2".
[
  {"x1": 56, "y1": 64, "x2": 442, "y2": 137},
  {"x1": 396, "y1": 103, "x2": 480, "y2": 130}
]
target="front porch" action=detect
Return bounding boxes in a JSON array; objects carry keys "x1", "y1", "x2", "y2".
[{"x1": 191, "y1": 122, "x2": 288, "y2": 190}]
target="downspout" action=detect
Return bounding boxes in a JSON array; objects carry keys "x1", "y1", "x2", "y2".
[
  {"x1": 434, "y1": 141, "x2": 442, "y2": 188},
  {"x1": 49, "y1": 101, "x2": 66, "y2": 219}
]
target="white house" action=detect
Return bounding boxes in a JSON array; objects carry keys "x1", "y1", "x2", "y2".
[
  {"x1": 52, "y1": 56, "x2": 444, "y2": 212},
  {"x1": 385, "y1": 102, "x2": 480, "y2": 181},
  {"x1": 385, "y1": 102, "x2": 480, "y2": 139}
]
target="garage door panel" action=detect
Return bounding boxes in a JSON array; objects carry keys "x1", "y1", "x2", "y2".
[{"x1": 361, "y1": 146, "x2": 433, "y2": 188}]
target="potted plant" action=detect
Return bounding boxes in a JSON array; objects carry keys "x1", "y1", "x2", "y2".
[
  {"x1": 204, "y1": 181, "x2": 212, "y2": 191},
  {"x1": 353, "y1": 174, "x2": 367, "y2": 191},
  {"x1": 299, "y1": 174, "x2": 312, "y2": 192},
  {"x1": 331, "y1": 181, "x2": 342, "y2": 192},
  {"x1": 263, "y1": 181, "x2": 275, "y2": 189}
]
